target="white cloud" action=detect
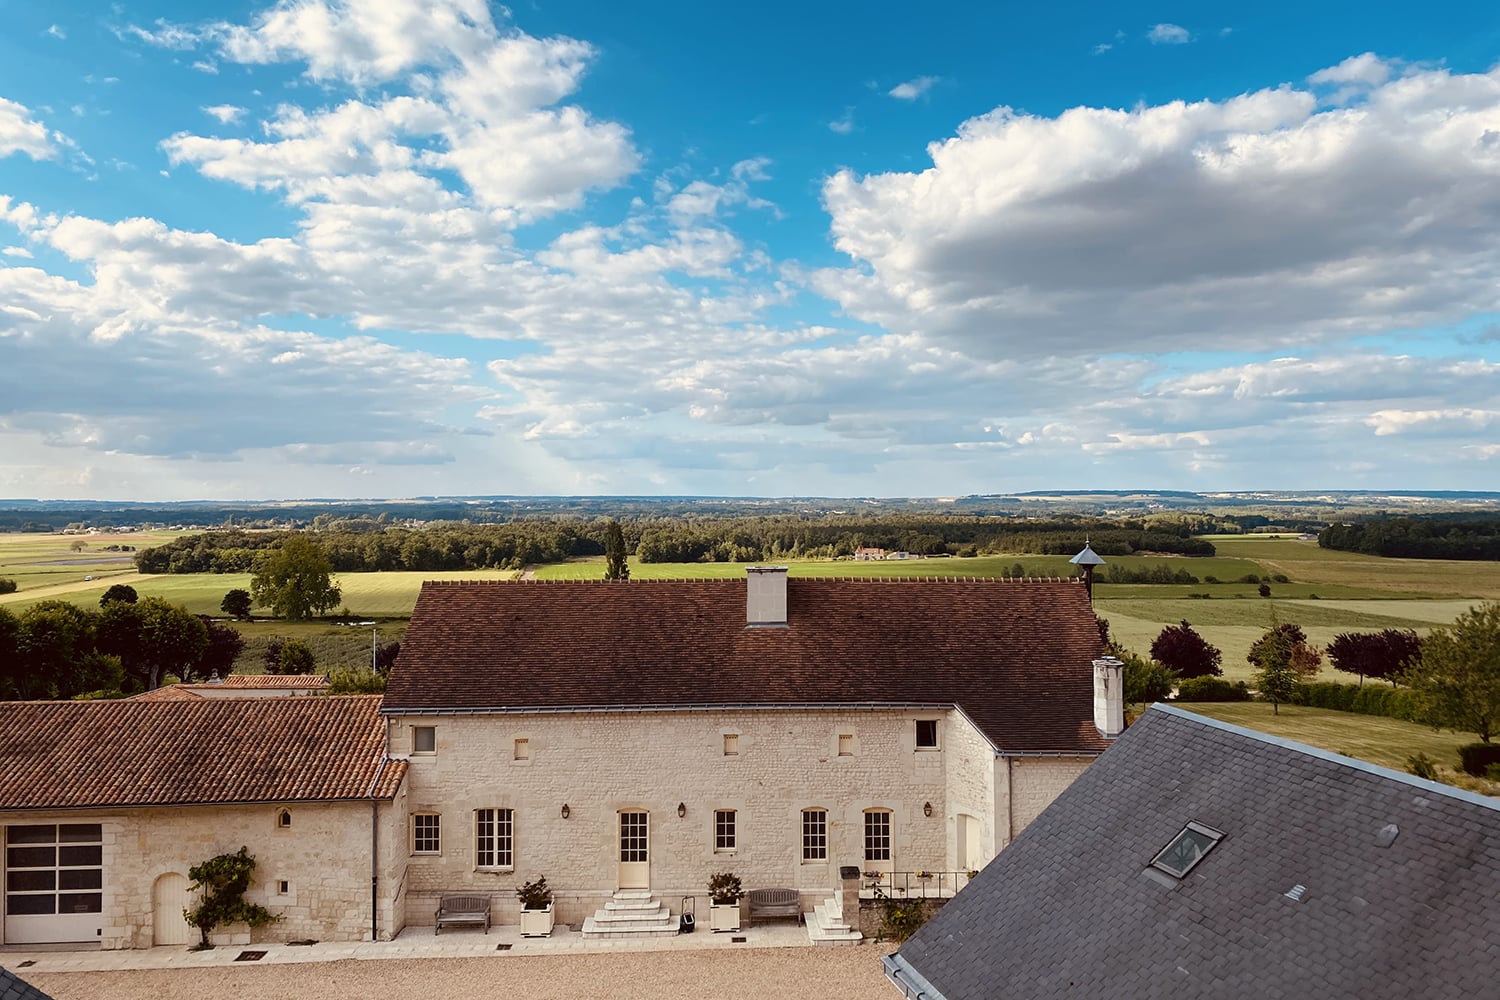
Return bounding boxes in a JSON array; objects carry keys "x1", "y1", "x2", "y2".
[
  {"x1": 816, "y1": 64, "x2": 1500, "y2": 359},
  {"x1": 203, "y1": 104, "x2": 246, "y2": 124},
  {"x1": 1309, "y1": 52, "x2": 1392, "y2": 88},
  {"x1": 1092, "y1": 43, "x2": 1112, "y2": 56},
  {"x1": 0, "y1": 97, "x2": 57, "y2": 160},
  {"x1": 117, "y1": 19, "x2": 205, "y2": 50},
  {"x1": 889, "y1": 76, "x2": 940, "y2": 101},
  {"x1": 2, "y1": 246, "x2": 33, "y2": 258},
  {"x1": 1148, "y1": 23, "x2": 1191, "y2": 45},
  {"x1": 829, "y1": 108, "x2": 855, "y2": 134},
  {"x1": 47, "y1": 24, "x2": 65, "y2": 40}
]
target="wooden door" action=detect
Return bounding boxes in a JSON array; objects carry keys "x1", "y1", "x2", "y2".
[
  {"x1": 153, "y1": 872, "x2": 194, "y2": 946},
  {"x1": 617, "y1": 811, "x2": 649, "y2": 889}
]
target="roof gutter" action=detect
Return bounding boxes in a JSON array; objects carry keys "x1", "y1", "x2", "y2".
[
  {"x1": 883, "y1": 953, "x2": 947, "y2": 1000},
  {"x1": 380, "y1": 701, "x2": 955, "y2": 716}
]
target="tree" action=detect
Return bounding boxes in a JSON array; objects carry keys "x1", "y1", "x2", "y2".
[
  {"x1": 14, "y1": 600, "x2": 97, "y2": 699},
  {"x1": 1150, "y1": 621, "x2": 1222, "y2": 679},
  {"x1": 1402, "y1": 602, "x2": 1500, "y2": 743},
  {"x1": 182, "y1": 847, "x2": 279, "y2": 949},
  {"x1": 99, "y1": 583, "x2": 139, "y2": 606},
  {"x1": 69, "y1": 539, "x2": 86, "y2": 553},
  {"x1": 374, "y1": 641, "x2": 401, "y2": 674},
  {"x1": 220, "y1": 589, "x2": 253, "y2": 620},
  {"x1": 100, "y1": 597, "x2": 209, "y2": 690},
  {"x1": 267, "y1": 639, "x2": 316, "y2": 675},
  {"x1": 0, "y1": 606, "x2": 21, "y2": 699},
  {"x1": 1328, "y1": 629, "x2": 1421, "y2": 686},
  {"x1": 191, "y1": 617, "x2": 245, "y2": 682},
  {"x1": 0, "y1": 578, "x2": 16, "y2": 594},
  {"x1": 1122, "y1": 651, "x2": 1179, "y2": 705},
  {"x1": 1250, "y1": 616, "x2": 1300, "y2": 715},
  {"x1": 1249, "y1": 621, "x2": 1320, "y2": 679},
  {"x1": 603, "y1": 520, "x2": 630, "y2": 581},
  {"x1": 250, "y1": 536, "x2": 341, "y2": 621}
]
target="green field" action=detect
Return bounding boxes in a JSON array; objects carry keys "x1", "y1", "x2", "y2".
[
  {"x1": 0, "y1": 530, "x2": 182, "y2": 593},
  {"x1": 1176, "y1": 702, "x2": 1488, "y2": 783},
  {"x1": 1209, "y1": 535, "x2": 1500, "y2": 599}
]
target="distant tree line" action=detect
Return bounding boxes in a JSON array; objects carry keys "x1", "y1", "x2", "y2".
[
  {"x1": 1319, "y1": 516, "x2": 1500, "y2": 560},
  {"x1": 133, "y1": 516, "x2": 1218, "y2": 573}
]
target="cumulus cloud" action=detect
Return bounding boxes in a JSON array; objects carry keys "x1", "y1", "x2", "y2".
[
  {"x1": 1148, "y1": 23, "x2": 1191, "y2": 45},
  {"x1": 0, "y1": 97, "x2": 57, "y2": 160},
  {"x1": 889, "y1": 76, "x2": 940, "y2": 101},
  {"x1": 203, "y1": 104, "x2": 245, "y2": 124},
  {"x1": 816, "y1": 63, "x2": 1500, "y2": 360}
]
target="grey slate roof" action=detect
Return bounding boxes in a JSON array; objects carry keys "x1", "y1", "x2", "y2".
[
  {"x1": 887, "y1": 704, "x2": 1500, "y2": 1000},
  {"x1": 0, "y1": 967, "x2": 53, "y2": 1000}
]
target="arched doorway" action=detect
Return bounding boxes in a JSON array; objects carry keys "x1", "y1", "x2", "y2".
[{"x1": 152, "y1": 872, "x2": 194, "y2": 946}]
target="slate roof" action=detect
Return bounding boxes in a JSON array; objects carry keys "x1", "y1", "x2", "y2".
[
  {"x1": 0, "y1": 696, "x2": 405, "y2": 810},
  {"x1": 0, "y1": 967, "x2": 53, "y2": 1000},
  {"x1": 385, "y1": 576, "x2": 1108, "y2": 753},
  {"x1": 887, "y1": 705, "x2": 1500, "y2": 1000}
]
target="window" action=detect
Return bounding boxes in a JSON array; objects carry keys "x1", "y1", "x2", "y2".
[
  {"x1": 475, "y1": 809, "x2": 514, "y2": 869},
  {"x1": 412, "y1": 813, "x2": 441, "y2": 854},
  {"x1": 722, "y1": 733, "x2": 739, "y2": 756},
  {"x1": 412, "y1": 726, "x2": 436, "y2": 754},
  {"x1": 1150, "y1": 822, "x2": 1224, "y2": 878},
  {"x1": 276, "y1": 808, "x2": 292, "y2": 829},
  {"x1": 915, "y1": 719, "x2": 939, "y2": 750},
  {"x1": 276, "y1": 880, "x2": 291, "y2": 896},
  {"x1": 837, "y1": 734, "x2": 854, "y2": 756},
  {"x1": 864, "y1": 810, "x2": 892, "y2": 864},
  {"x1": 513, "y1": 738, "x2": 530, "y2": 761},
  {"x1": 714, "y1": 810, "x2": 736, "y2": 852},
  {"x1": 802, "y1": 809, "x2": 828, "y2": 861},
  {"x1": 4, "y1": 824, "x2": 103, "y2": 918}
]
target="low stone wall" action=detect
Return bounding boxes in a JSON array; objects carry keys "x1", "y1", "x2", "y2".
[{"x1": 857, "y1": 895, "x2": 950, "y2": 941}]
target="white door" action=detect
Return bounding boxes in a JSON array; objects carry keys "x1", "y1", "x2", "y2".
[
  {"x1": 958, "y1": 814, "x2": 981, "y2": 872},
  {"x1": 617, "y1": 811, "x2": 649, "y2": 889},
  {"x1": 153, "y1": 873, "x2": 194, "y2": 946},
  {"x1": 3, "y1": 824, "x2": 103, "y2": 944}
]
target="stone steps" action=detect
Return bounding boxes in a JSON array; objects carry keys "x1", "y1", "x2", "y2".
[
  {"x1": 806, "y1": 895, "x2": 862, "y2": 946},
  {"x1": 581, "y1": 891, "x2": 680, "y2": 940}
]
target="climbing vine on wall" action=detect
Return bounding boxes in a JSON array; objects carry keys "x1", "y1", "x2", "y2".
[{"x1": 182, "y1": 846, "x2": 280, "y2": 949}]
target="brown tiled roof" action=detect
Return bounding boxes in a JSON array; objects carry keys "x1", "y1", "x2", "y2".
[
  {"x1": 0, "y1": 696, "x2": 405, "y2": 809},
  {"x1": 386, "y1": 577, "x2": 1108, "y2": 753},
  {"x1": 206, "y1": 673, "x2": 330, "y2": 689},
  {"x1": 127, "y1": 685, "x2": 206, "y2": 702}
]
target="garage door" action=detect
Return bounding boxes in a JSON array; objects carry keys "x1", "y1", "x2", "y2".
[{"x1": 4, "y1": 824, "x2": 103, "y2": 944}]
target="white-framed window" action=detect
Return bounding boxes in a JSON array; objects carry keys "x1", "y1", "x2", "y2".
[
  {"x1": 412, "y1": 726, "x2": 436, "y2": 754},
  {"x1": 837, "y1": 733, "x2": 854, "y2": 756},
  {"x1": 714, "y1": 810, "x2": 736, "y2": 852},
  {"x1": 864, "y1": 809, "x2": 892, "y2": 865},
  {"x1": 276, "y1": 880, "x2": 291, "y2": 896},
  {"x1": 802, "y1": 809, "x2": 828, "y2": 862},
  {"x1": 723, "y1": 733, "x2": 739, "y2": 756},
  {"x1": 915, "y1": 719, "x2": 939, "y2": 750},
  {"x1": 513, "y1": 738, "x2": 530, "y2": 761},
  {"x1": 475, "y1": 808, "x2": 514, "y2": 869},
  {"x1": 412, "y1": 813, "x2": 441, "y2": 854}
]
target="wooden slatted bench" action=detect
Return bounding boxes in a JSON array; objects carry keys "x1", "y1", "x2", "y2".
[
  {"x1": 434, "y1": 894, "x2": 491, "y2": 935},
  {"x1": 748, "y1": 888, "x2": 801, "y2": 926}
]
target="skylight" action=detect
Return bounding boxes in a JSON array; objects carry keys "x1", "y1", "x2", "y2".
[{"x1": 1150, "y1": 821, "x2": 1225, "y2": 878}]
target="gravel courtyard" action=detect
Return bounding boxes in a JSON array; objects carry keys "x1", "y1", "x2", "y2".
[{"x1": 26, "y1": 946, "x2": 899, "y2": 1000}]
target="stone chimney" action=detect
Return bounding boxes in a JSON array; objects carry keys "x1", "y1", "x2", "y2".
[
  {"x1": 1093, "y1": 656, "x2": 1124, "y2": 738},
  {"x1": 746, "y1": 566, "x2": 789, "y2": 626}
]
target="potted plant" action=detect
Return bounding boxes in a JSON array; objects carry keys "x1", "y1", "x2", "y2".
[
  {"x1": 516, "y1": 875, "x2": 554, "y2": 937},
  {"x1": 707, "y1": 871, "x2": 745, "y2": 933}
]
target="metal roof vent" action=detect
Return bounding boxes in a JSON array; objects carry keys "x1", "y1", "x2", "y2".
[
  {"x1": 1284, "y1": 884, "x2": 1308, "y2": 902},
  {"x1": 1376, "y1": 823, "x2": 1400, "y2": 848}
]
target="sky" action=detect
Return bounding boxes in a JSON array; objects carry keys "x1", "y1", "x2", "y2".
[{"x1": 2, "y1": 1, "x2": 1499, "y2": 501}]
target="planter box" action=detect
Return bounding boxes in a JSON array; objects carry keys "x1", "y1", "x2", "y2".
[
  {"x1": 709, "y1": 902, "x2": 741, "y2": 933},
  {"x1": 519, "y1": 904, "x2": 554, "y2": 938}
]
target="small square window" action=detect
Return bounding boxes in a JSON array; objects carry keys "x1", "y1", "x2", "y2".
[
  {"x1": 723, "y1": 734, "x2": 739, "y2": 756},
  {"x1": 412, "y1": 813, "x2": 441, "y2": 854},
  {"x1": 715, "y1": 810, "x2": 736, "y2": 852},
  {"x1": 1151, "y1": 822, "x2": 1224, "y2": 878},
  {"x1": 413, "y1": 726, "x2": 436, "y2": 754},
  {"x1": 514, "y1": 738, "x2": 530, "y2": 761},
  {"x1": 837, "y1": 734, "x2": 854, "y2": 757},
  {"x1": 276, "y1": 880, "x2": 291, "y2": 896},
  {"x1": 915, "y1": 720, "x2": 939, "y2": 750}
]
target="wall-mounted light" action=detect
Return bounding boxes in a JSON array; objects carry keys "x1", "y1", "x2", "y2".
[
  {"x1": 561, "y1": 803, "x2": 570, "y2": 820},
  {"x1": 677, "y1": 802, "x2": 687, "y2": 819},
  {"x1": 923, "y1": 801, "x2": 933, "y2": 818}
]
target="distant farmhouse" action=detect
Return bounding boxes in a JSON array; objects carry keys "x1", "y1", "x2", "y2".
[
  {"x1": 0, "y1": 568, "x2": 1119, "y2": 948},
  {"x1": 885, "y1": 705, "x2": 1500, "y2": 1000}
]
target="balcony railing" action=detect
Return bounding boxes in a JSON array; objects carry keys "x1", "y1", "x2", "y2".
[{"x1": 858, "y1": 869, "x2": 977, "y2": 899}]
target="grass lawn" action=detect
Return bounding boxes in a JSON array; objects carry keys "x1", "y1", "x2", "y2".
[
  {"x1": 1207, "y1": 535, "x2": 1500, "y2": 600},
  {"x1": 1174, "y1": 702, "x2": 1492, "y2": 792}
]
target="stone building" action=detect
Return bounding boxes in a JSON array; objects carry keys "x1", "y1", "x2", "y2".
[{"x1": 383, "y1": 568, "x2": 1118, "y2": 935}]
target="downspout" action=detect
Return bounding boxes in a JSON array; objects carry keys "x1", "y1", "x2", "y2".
[{"x1": 367, "y1": 755, "x2": 392, "y2": 942}]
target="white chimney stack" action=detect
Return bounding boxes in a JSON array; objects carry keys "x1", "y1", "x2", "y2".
[
  {"x1": 746, "y1": 566, "x2": 789, "y2": 626},
  {"x1": 1093, "y1": 656, "x2": 1124, "y2": 738}
]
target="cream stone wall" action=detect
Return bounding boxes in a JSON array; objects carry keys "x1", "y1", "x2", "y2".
[
  {"x1": 1, "y1": 798, "x2": 405, "y2": 950},
  {"x1": 999, "y1": 757, "x2": 1095, "y2": 843},
  {"x1": 389, "y1": 708, "x2": 992, "y2": 929},
  {"x1": 942, "y1": 712, "x2": 997, "y2": 869}
]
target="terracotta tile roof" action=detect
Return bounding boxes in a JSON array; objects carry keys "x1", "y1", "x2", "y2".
[
  {"x1": 206, "y1": 673, "x2": 330, "y2": 689},
  {"x1": 127, "y1": 685, "x2": 206, "y2": 702},
  {"x1": 0, "y1": 696, "x2": 405, "y2": 810},
  {"x1": 385, "y1": 577, "x2": 1108, "y2": 753}
]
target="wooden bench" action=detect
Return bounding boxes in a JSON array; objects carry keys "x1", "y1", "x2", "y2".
[
  {"x1": 434, "y1": 894, "x2": 491, "y2": 935},
  {"x1": 747, "y1": 888, "x2": 801, "y2": 926}
]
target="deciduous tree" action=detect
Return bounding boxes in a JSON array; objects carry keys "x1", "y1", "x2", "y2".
[
  {"x1": 250, "y1": 536, "x2": 341, "y2": 621},
  {"x1": 220, "y1": 589, "x2": 253, "y2": 620},
  {"x1": 191, "y1": 617, "x2": 245, "y2": 682},
  {"x1": 1250, "y1": 615, "x2": 1301, "y2": 714},
  {"x1": 1150, "y1": 620, "x2": 1223, "y2": 679},
  {"x1": 1328, "y1": 629, "x2": 1421, "y2": 686},
  {"x1": 99, "y1": 583, "x2": 138, "y2": 606},
  {"x1": 1403, "y1": 602, "x2": 1500, "y2": 743}
]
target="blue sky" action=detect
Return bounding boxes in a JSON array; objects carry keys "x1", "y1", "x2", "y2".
[{"x1": 2, "y1": 1, "x2": 1498, "y2": 500}]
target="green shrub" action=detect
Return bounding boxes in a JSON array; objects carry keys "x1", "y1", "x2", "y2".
[
  {"x1": 1175, "y1": 676, "x2": 1252, "y2": 702},
  {"x1": 1290, "y1": 682, "x2": 1422, "y2": 722},
  {"x1": 0, "y1": 578, "x2": 16, "y2": 594},
  {"x1": 1457, "y1": 743, "x2": 1500, "y2": 777},
  {"x1": 880, "y1": 898, "x2": 928, "y2": 943},
  {"x1": 1407, "y1": 753, "x2": 1439, "y2": 781}
]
